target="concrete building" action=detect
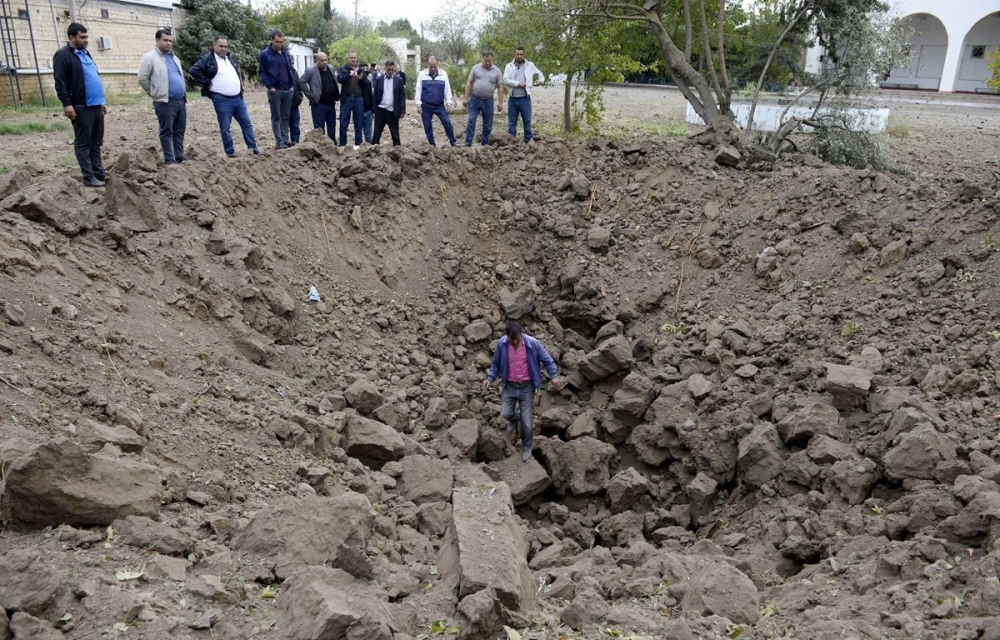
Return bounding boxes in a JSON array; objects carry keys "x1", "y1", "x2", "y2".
[
  {"x1": 286, "y1": 37, "x2": 317, "y2": 75},
  {"x1": 0, "y1": 0, "x2": 173, "y2": 106},
  {"x1": 883, "y1": 0, "x2": 1000, "y2": 92}
]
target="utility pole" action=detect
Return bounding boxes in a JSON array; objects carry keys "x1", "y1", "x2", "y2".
[{"x1": 353, "y1": 0, "x2": 358, "y2": 31}]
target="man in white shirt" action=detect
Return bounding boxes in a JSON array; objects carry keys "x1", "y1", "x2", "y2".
[
  {"x1": 503, "y1": 46, "x2": 544, "y2": 143},
  {"x1": 414, "y1": 56, "x2": 456, "y2": 147},
  {"x1": 189, "y1": 36, "x2": 261, "y2": 158},
  {"x1": 371, "y1": 60, "x2": 406, "y2": 146}
]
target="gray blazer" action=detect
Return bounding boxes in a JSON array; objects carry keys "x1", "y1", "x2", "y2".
[{"x1": 298, "y1": 64, "x2": 340, "y2": 104}]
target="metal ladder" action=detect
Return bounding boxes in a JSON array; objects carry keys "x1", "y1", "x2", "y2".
[{"x1": 0, "y1": 0, "x2": 47, "y2": 108}]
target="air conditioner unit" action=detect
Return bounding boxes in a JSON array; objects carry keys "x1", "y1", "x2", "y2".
[{"x1": 97, "y1": 36, "x2": 112, "y2": 50}]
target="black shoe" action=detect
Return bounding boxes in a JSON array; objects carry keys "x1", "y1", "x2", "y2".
[
  {"x1": 252, "y1": 149, "x2": 261, "y2": 155},
  {"x1": 277, "y1": 143, "x2": 288, "y2": 150},
  {"x1": 287, "y1": 141, "x2": 297, "y2": 147},
  {"x1": 226, "y1": 153, "x2": 237, "y2": 158},
  {"x1": 83, "y1": 178, "x2": 105, "y2": 188},
  {"x1": 94, "y1": 174, "x2": 108, "y2": 181}
]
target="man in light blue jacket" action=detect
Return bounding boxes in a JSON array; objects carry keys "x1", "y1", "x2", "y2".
[
  {"x1": 138, "y1": 29, "x2": 186, "y2": 164},
  {"x1": 482, "y1": 322, "x2": 563, "y2": 462}
]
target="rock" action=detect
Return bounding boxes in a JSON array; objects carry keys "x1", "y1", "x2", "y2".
[
  {"x1": 343, "y1": 415, "x2": 405, "y2": 467},
  {"x1": 188, "y1": 610, "x2": 218, "y2": 630},
  {"x1": 2, "y1": 439, "x2": 161, "y2": 529},
  {"x1": 610, "y1": 372, "x2": 657, "y2": 426},
  {"x1": 0, "y1": 608, "x2": 8, "y2": 640},
  {"x1": 457, "y1": 587, "x2": 505, "y2": 640},
  {"x1": 80, "y1": 421, "x2": 145, "y2": 453},
  {"x1": 499, "y1": 286, "x2": 535, "y2": 319},
  {"x1": 232, "y1": 493, "x2": 373, "y2": 579},
  {"x1": 448, "y1": 419, "x2": 479, "y2": 459},
  {"x1": 776, "y1": 403, "x2": 846, "y2": 444},
  {"x1": 823, "y1": 363, "x2": 872, "y2": 407},
  {"x1": 0, "y1": 550, "x2": 62, "y2": 616},
  {"x1": 737, "y1": 423, "x2": 786, "y2": 487},
  {"x1": 2, "y1": 177, "x2": 92, "y2": 235},
  {"x1": 447, "y1": 482, "x2": 534, "y2": 610},
  {"x1": 398, "y1": 455, "x2": 454, "y2": 504},
  {"x1": 607, "y1": 468, "x2": 651, "y2": 514},
  {"x1": 344, "y1": 379, "x2": 383, "y2": 416},
  {"x1": 879, "y1": 239, "x2": 907, "y2": 267},
  {"x1": 849, "y1": 232, "x2": 870, "y2": 253},
  {"x1": 147, "y1": 555, "x2": 188, "y2": 582},
  {"x1": 539, "y1": 436, "x2": 617, "y2": 496},
  {"x1": 714, "y1": 144, "x2": 741, "y2": 167},
  {"x1": 827, "y1": 458, "x2": 880, "y2": 505},
  {"x1": 680, "y1": 561, "x2": 759, "y2": 624},
  {"x1": 423, "y1": 397, "x2": 451, "y2": 429},
  {"x1": 113, "y1": 515, "x2": 194, "y2": 556},
  {"x1": 188, "y1": 575, "x2": 238, "y2": 605},
  {"x1": 780, "y1": 536, "x2": 821, "y2": 564},
  {"x1": 567, "y1": 408, "x2": 600, "y2": 439},
  {"x1": 883, "y1": 425, "x2": 958, "y2": 482},
  {"x1": 687, "y1": 374, "x2": 713, "y2": 399},
  {"x1": 462, "y1": 319, "x2": 492, "y2": 342},
  {"x1": 416, "y1": 502, "x2": 452, "y2": 538},
  {"x1": 485, "y1": 454, "x2": 551, "y2": 505},
  {"x1": 105, "y1": 175, "x2": 161, "y2": 232},
  {"x1": 560, "y1": 583, "x2": 609, "y2": 629},
  {"x1": 686, "y1": 472, "x2": 718, "y2": 525},
  {"x1": 805, "y1": 435, "x2": 856, "y2": 465},
  {"x1": 3, "y1": 302, "x2": 25, "y2": 326},
  {"x1": 570, "y1": 173, "x2": 591, "y2": 198},
  {"x1": 587, "y1": 227, "x2": 611, "y2": 252},
  {"x1": 8, "y1": 613, "x2": 62, "y2": 640},
  {"x1": 579, "y1": 336, "x2": 634, "y2": 381},
  {"x1": 272, "y1": 567, "x2": 393, "y2": 640},
  {"x1": 935, "y1": 491, "x2": 1000, "y2": 543}
]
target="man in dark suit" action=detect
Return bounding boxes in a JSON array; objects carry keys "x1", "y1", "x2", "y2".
[{"x1": 371, "y1": 60, "x2": 406, "y2": 147}]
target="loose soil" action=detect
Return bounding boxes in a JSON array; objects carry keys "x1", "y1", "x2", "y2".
[{"x1": 1, "y1": 85, "x2": 1000, "y2": 640}]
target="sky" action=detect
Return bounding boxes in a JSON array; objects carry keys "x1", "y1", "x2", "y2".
[{"x1": 329, "y1": 0, "x2": 446, "y2": 33}]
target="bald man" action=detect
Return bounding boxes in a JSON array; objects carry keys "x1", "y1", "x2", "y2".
[
  {"x1": 298, "y1": 51, "x2": 339, "y2": 143},
  {"x1": 414, "y1": 55, "x2": 456, "y2": 147}
]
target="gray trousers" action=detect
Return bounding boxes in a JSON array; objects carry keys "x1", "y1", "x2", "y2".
[{"x1": 267, "y1": 89, "x2": 293, "y2": 146}]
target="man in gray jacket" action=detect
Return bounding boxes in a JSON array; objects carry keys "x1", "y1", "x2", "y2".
[
  {"x1": 138, "y1": 29, "x2": 186, "y2": 164},
  {"x1": 298, "y1": 52, "x2": 339, "y2": 143}
]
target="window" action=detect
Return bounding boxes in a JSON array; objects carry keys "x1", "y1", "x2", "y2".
[
  {"x1": 100, "y1": 8, "x2": 109, "y2": 18},
  {"x1": 17, "y1": 8, "x2": 27, "y2": 18},
  {"x1": 972, "y1": 46, "x2": 986, "y2": 59}
]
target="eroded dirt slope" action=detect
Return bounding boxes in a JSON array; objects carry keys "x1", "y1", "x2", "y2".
[{"x1": 1, "y1": 129, "x2": 1000, "y2": 640}]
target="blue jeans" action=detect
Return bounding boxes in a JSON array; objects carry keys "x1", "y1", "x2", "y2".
[
  {"x1": 500, "y1": 381, "x2": 536, "y2": 451},
  {"x1": 290, "y1": 105, "x2": 300, "y2": 143},
  {"x1": 508, "y1": 96, "x2": 533, "y2": 142},
  {"x1": 210, "y1": 93, "x2": 258, "y2": 156},
  {"x1": 421, "y1": 103, "x2": 456, "y2": 146},
  {"x1": 267, "y1": 89, "x2": 293, "y2": 146},
  {"x1": 363, "y1": 110, "x2": 373, "y2": 143},
  {"x1": 339, "y1": 95, "x2": 365, "y2": 146},
  {"x1": 153, "y1": 98, "x2": 186, "y2": 163},
  {"x1": 465, "y1": 96, "x2": 494, "y2": 146},
  {"x1": 311, "y1": 102, "x2": 337, "y2": 143}
]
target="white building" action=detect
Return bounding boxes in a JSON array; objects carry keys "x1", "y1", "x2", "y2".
[
  {"x1": 286, "y1": 38, "x2": 319, "y2": 75},
  {"x1": 883, "y1": 0, "x2": 1000, "y2": 92}
]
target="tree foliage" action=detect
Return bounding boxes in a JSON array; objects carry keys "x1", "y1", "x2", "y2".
[
  {"x1": 263, "y1": 0, "x2": 350, "y2": 50},
  {"x1": 727, "y1": 0, "x2": 807, "y2": 85},
  {"x1": 174, "y1": 0, "x2": 271, "y2": 78},
  {"x1": 986, "y1": 49, "x2": 1000, "y2": 94},
  {"x1": 327, "y1": 31, "x2": 394, "y2": 69},
  {"x1": 425, "y1": 4, "x2": 480, "y2": 69}
]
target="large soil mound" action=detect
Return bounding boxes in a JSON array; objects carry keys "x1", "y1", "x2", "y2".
[{"x1": 2, "y1": 130, "x2": 1000, "y2": 640}]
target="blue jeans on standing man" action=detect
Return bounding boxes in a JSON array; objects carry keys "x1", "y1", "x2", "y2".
[
  {"x1": 153, "y1": 97, "x2": 186, "y2": 163},
  {"x1": 420, "y1": 103, "x2": 456, "y2": 147},
  {"x1": 209, "y1": 93, "x2": 259, "y2": 156},
  {"x1": 500, "y1": 381, "x2": 536, "y2": 453},
  {"x1": 465, "y1": 95, "x2": 494, "y2": 146},
  {"x1": 311, "y1": 102, "x2": 337, "y2": 143},
  {"x1": 508, "y1": 95, "x2": 533, "y2": 142},
  {"x1": 339, "y1": 95, "x2": 365, "y2": 146},
  {"x1": 267, "y1": 89, "x2": 293, "y2": 147},
  {"x1": 363, "y1": 110, "x2": 373, "y2": 143}
]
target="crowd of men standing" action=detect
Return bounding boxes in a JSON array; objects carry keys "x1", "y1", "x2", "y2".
[{"x1": 53, "y1": 22, "x2": 546, "y2": 187}]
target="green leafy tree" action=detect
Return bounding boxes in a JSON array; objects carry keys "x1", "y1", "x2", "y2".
[
  {"x1": 986, "y1": 48, "x2": 1000, "y2": 94},
  {"x1": 482, "y1": 0, "x2": 643, "y2": 132},
  {"x1": 426, "y1": 4, "x2": 480, "y2": 69},
  {"x1": 264, "y1": 0, "x2": 350, "y2": 49},
  {"x1": 726, "y1": 0, "x2": 805, "y2": 85},
  {"x1": 175, "y1": 0, "x2": 272, "y2": 79},
  {"x1": 327, "y1": 30, "x2": 394, "y2": 69}
]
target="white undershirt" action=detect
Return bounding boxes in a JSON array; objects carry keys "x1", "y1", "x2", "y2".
[
  {"x1": 378, "y1": 77, "x2": 394, "y2": 111},
  {"x1": 211, "y1": 55, "x2": 241, "y2": 97}
]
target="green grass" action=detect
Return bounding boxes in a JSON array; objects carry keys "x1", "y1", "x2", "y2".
[
  {"x1": 0, "y1": 120, "x2": 70, "y2": 135},
  {"x1": 885, "y1": 116, "x2": 910, "y2": 138},
  {"x1": 0, "y1": 164, "x2": 12, "y2": 175}
]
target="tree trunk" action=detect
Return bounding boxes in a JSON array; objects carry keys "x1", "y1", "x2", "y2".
[
  {"x1": 717, "y1": 0, "x2": 729, "y2": 112},
  {"x1": 564, "y1": 70, "x2": 573, "y2": 132},
  {"x1": 643, "y1": 5, "x2": 721, "y2": 127},
  {"x1": 682, "y1": 0, "x2": 692, "y2": 62},
  {"x1": 697, "y1": 0, "x2": 724, "y2": 106}
]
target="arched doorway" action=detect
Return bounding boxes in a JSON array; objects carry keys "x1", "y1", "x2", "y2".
[
  {"x1": 883, "y1": 13, "x2": 948, "y2": 90},
  {"x1": 956, "y1": 12, "x2": 1000, "y2": 92}
]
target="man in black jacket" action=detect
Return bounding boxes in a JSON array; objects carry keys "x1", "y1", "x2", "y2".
[
  {"x1": 53, "y1": 23, "x2": 107, "y2": 187},
  {"x1": 336, "y1": 51, "x2": 371, "y2": 148},
  {"x1": 371, "y1": 60, "x2": 406, "y2": 147},
  {"x1": 189, "y1": 36, "x2": 261, "y2": 158}
]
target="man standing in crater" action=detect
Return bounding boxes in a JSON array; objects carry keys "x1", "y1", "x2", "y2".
[{"x1": 482, "y1": 322, "x2": 564, "y2": 462}]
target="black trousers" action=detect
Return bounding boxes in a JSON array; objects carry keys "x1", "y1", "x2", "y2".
[
  {"x1": 372, "y1": 107, "x2": 401, "y2": 146},
  {"x1": 72, "y1": 105, "x2": 106, "y2": 180}
]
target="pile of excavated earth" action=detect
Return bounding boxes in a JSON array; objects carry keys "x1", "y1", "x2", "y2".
[{"x1": 1, "y1": 127, "x2": 1000, "y2": 640}]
